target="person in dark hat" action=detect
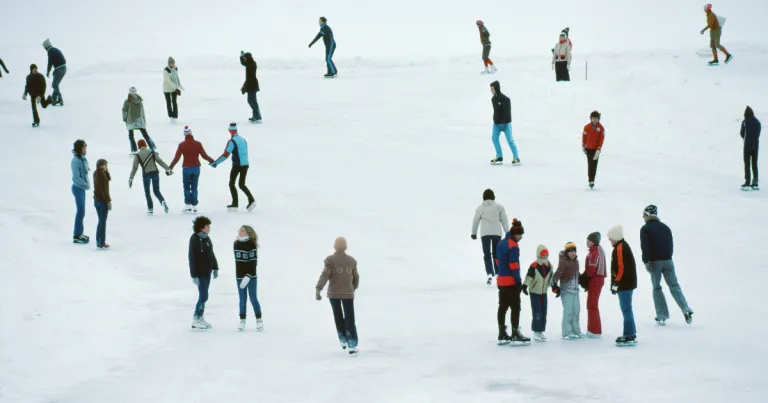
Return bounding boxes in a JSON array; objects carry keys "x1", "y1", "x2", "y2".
[
  {"x1": 740, "y1": 106, "x2": 760, "y2": 190},
  {"x1": 22, "y1": 64, "x2": 51, "y2": 127},
  {"x1": 551, "y1": 28, "x2": 572, "y2": 82},
  {"x1": 584, "y1": 231, "x2": 607, "y2": 337},
  {"x1": 239, "y1": 51, "x2": 262, "y2": 123},
  {"x1": 495, "y1": 219, "x2": 531, "y2": 345},
  {"x1": 489, "y1": 81, "x2": 520, "y2": 165}
]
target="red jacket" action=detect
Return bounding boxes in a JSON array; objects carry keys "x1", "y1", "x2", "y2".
[
  {"x1": 169, "y1": 136, "x2": 214, "y2": 170},
  {"x1": 582, "y1": 122, "x2": 605, "y2": 150},
  {"x1": 585, "y1": 245, "x2": 606, "y2": 287}
]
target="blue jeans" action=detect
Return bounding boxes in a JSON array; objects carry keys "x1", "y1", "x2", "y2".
[
  {"x1": 650, "y1": 260, "x2": 692, "y2": 319},
  {"x1": 194, "y1": 276, "x2": 211, "y2": 318},
  {"x1": 481, "y1": 235, "x2": 501, "y2": 276},
  {"x1": 530, "y1": 293, "x2": 548, "y2": 332},
  {"x1": 247, "y1": 91, "x2": 261, "y2": 120},
  {"x1": 94, "y1": 200, "x2": 108, "y2": 247},
  {"x1": 52, "y1": 65, "x2": 67, "y2": 103},
  {"x1": 143, "y1": 172, "x2": 165, "y2": 210},
  {"x1": 492, "y1": 123, "x2": 519, "y2": 160},
  {"x1": 326, "y1": 42, "x2": 337, "y2": 75},
  {"x1": 182, "y1": 166, "x2": 200, "y2": 206},
  {"x1": 237, "y1": 277, "x2": 262, "y2": 319},
  {"x1": 72, "y1": 185, "x2": 86, "y2": 236},
  {"x1": 330, "y1": 298, "x2": 357, "y2": 348},
  {"x1": 618, "y1": 290, "x2": 636, "y2": 336}
]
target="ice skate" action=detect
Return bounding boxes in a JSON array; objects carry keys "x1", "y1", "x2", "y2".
[
  {"x1": 684, "y1": 312, "x2": 694, "y2": 325},
  {"x1": 497, "y1": 326, "x2": 511, "y2": 345},
  {"x1": 191, "y1": 205, "x2": 198, "y2": 213},
  {"x1": 510, "y1": 158, "x2": 520, "y2": 165},
  {"x1": 247, "y1": 201, "x2": 257, "y2": 212},
  {"x1": 490, "y1": 157, "x2": 503, "y2": 165},
  {"x1": 615, "y1": 335, "x2": 637, "y2": 347},
  {"x1": 489, "y1": 64, "x2": 498, "y2": 74},
  {"x1": 724, "y1": 54, "x2": 733, "y2": 64},
  {"x1": 182, "y1": 204, "x2": 193, "y2": 213},
  {"x1": 481, "y1": 66, "x2": 490, "y2": 75},
  {"x1": 162, "y1": 200, "x2": 169, "y2": 214},
  {"x1": 256, "y1": 318, "x2": 264, "y2": 331},
  {"x1": 238, "y1": 319, "x2": 246, "y2": 331},
  {"x1": 147, "y1": 208, "x2": 154, "y2": 216},
  {"x1": 562, "y1": 334, "x2": 581, "y2": 340},
  {"x1": 97, "y1": 244, "x2": 110, "y2": 249},
  {"x1": 32, "y1": 122, "x2": 39, "y2": 127},
  {"x1": 73, "y1": 235, "x2": 89, "y2": 244},
  {"x1": 586, "y1": 331, "x2": 601, "y2": 339},
  {"x1": 751, "y1": 184, "x2": 760, "y2": 191},
  {"x1": 533, "y1": 332, "x2": 547, "y2": 342},
  {"x1": 708, "y1": 58, "x2": 719, "y2": 66},
  {"x1": 348, "y1": 347, "x2": 359, "y2": 355},
  {"x1": 742, "y1": 182, "x2": 751, "y2": 191},
  {"x1": 509, "y1": 328, "x2": 531, "y2": 346},
  {"x1": 192, "y1": 318, "x2": 211, "y2": 330},
  {"x1": 589, "y1": 181, "x2": 595, "y2": 189},
  {"x1": 227, "y1": 204, "x2": 238, "y2": 211},
  {"x1": 655, "y1": 317, "x2": 667, "y2": 326}
]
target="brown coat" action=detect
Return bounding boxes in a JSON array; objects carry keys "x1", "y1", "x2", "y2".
[
  {"x1": 706, "y1": 11, "x2": 720, "y2": 30},
  {"x1": 316, "y1": 251, "x2": 359, "y2": 299},
  {"x1": 93, "y1": 169, "x2": 111, "y2": 203},
  {"x1": 553, "y1": 251, "x2": 580, "y2": 287}
]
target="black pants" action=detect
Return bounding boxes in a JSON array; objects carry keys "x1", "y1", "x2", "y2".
[
  {"x1": 498, "y1": 284, "x2": 522, "y2": 329},
  {"x1": 128, "y1": 129, "x2": 155, "y2": 152},
  {"x1": 744, "y1": 147, "x2": 759, "y2": 185},
  {"x1": 586, "y1": 149, "x2": 600, "y2": 183},
  {"x1": 163, "y1": 92, "x2": 178, "y2": 118},
  {"x1": 482, "y1": 45, "x2": 491, "y2": 61},
  {"x1": 30, "y1": 94, "x2": 50, "y2": 123},
  {"x1": 481, "y1": 235, "x2": 501, "y2": 276},
  {"x1": 555, "y1": 61, "x2": 570, "y2": 81},
  {"x1": 229, "y1": 166, "x2": 255, "y2": 206}
]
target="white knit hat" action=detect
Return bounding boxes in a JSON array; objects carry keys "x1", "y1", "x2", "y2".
[
  {"x1": 184, "y1": 125, "x2": 192, "y2": 136},
  {"x1": 607, "y1": 225, "x2": 624, "y2": 241},
  {"x1": 129, "y1": 87, "x2": 137, "y2": 95}
]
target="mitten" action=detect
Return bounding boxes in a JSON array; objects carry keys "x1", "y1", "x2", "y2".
[
  {"x1": 610, "y1": 283, "x2": 619, "y2": 295},
  {"x1": 593, "y1": 150, "x2": 601, "y2": 160},
  {"x1": 128, "y1": 179, "x2": 133, "y2": 188},
  {"x1": 165, "y1": 170, "x2": 173, "y2": 176},
  {"x1": 471, "y1": 234, "x2": 477, "y2": 240},
  {"x1": 108, "y1": 202, "x2": 112, "y2": 211},
  {"x1": 645, "y1": 263, "x2": 652, "y2": 274},
  {"x1": 213, "y1": 269, "x2": 219, "y2": 279},
  {"x1": 522, "y1": 285, "x2": 529, "y2": 295},
  {"x1": 22, "y1": 94, "x2": 27, "y2": 100},
  {"x1": 192, "y1": 277, "x2": 200, "y2": 286},
  {"x1": 315, "y1": 289, "x2": 322, "y2": 301},
  {"x1": 582, "y1": 147, "x2": 587, "y2": 155},
  {"x1": 552, "y1": 286, "x2": 561, "y2": 298},
  {"x1": 240, "y1": 276, "x2": 251, "y2": 289}
]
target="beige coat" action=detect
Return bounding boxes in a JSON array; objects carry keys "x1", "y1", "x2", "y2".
[
  {"x1": 162, "y1": 66, "x2": 183, "y2": 93},
  {"x1": 129, "y1": 147, "x2": 171, "y2": 180},
  {"x1": 122, "y1": 95, "x2": 147, "y2": 130},
  {"x1": 316, "y1": 252, "x2": 359, "y2": 299},
  {"x1": 523, "y1": 262, "x2": 554, "y2": 295}
]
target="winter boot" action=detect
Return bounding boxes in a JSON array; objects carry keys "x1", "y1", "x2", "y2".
[
  {"x1": 147, "y1": 208, "x2": 154, "y2": 216},
  {"x1": 227, "y1": 204, "x2": 238, "y2": 211},
  {"x1": 490, "y1": 157, "x2": 504, "y2": 165},
  {"x1": 497, "y1": 326, "x2": 511, "y2": 345},
  {"x1": 238, "y1": 318, "x2": 246, "y2": 331},
  {"x1": 684, "y1": 311, "x2": 694, "y2": 325},
  {"x1": 708, "y1": 58, "x2": 719, "y2": 66},
  {"x1": 655, "y1": 317, "x2": 667, "y2": 326},
  {"x1": 615, "y1": 335, "x2": 637, "y2": 346},
  {"x1": 724, "y1": 54, "x2": 733, "y2": 64},
  {"x1": 162, "y1": 201, "x2": 169, "y2": 214}
]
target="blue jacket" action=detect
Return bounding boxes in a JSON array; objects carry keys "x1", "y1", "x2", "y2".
[
  {"x1": 741, "y1": 117, "x2": 761, "y2": 151},
  {"x1": 310, "y1": 23, "x2": 335, "y2": 48},
  {"x1": 496, "y1": 233, "x2": 521, "y2": 286},
  {"x1": 213, "y1": 134, "x2": 249, "y2": 167},
  {"x1": 189, "y1": 233, "x2": 219, "y2": 278},
  {"x1": 71, "y1": 153, "x2": 90, "y2": 190},
  {"x1": 640, "y1": 219, "x2": 674, "y2": 263},
  {"x1": 46, "y1": 47, "x2": 66, "y2": 75}
]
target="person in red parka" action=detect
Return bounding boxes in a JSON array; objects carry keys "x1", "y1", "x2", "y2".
[
  {"x1": 584, "y1": 231, "x2": 607, "y2": 337},
  {"x1": 169, "y1": 125, "x2": 215, "y2": 213},
  {"x1": 582, "y1": 111, "x2": 605, "y2": 189}
]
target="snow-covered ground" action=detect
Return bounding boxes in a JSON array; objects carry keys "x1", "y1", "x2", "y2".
[{"x1": 1, "y1": 1, "x2": 767, "y2": 402}]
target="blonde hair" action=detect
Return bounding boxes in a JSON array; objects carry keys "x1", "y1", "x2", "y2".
[{"x1": 240, "y1": 225, "x2": 259, "y2": 248}]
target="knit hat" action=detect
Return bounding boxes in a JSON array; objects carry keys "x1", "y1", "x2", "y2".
[
  {"x1": 560, "y1": 27, "x2": 570, "y2": 37},
  {"x1": 510, "y1": 218, "x2": 524, "y2": 235},
  {"x1": 607, "y1": 225, "x2": 624, "y2": 242},
  {"x1": 644, "y1": 204, "x2": 658, "y2": 218},
  {"x1": 184, "y1": 125, "x2": 192, "y2": 136},
  {"x1": 137, "y1": 139, "x2": 148, "y2": 149},
  {"x1": 536, "y1": 245, "x2": 550, "y2": 264},
  {"x1": 96, "y1": 158, "x2": 108, "y2": 168},
  {"x1": 42, "y1": 38, "x2": 51, "y2": 49},
  {"x1": 228, "y1": 122, "x2": 237, "y2": 133},
  {"x1": 564, "y1": 242, "x2": 577, "y2": 253},
  {"x1": 168, "y1": 56, "x2": 175, "y2": 65},
  {"x1": 129, "y1": 87, "x2": 137, "y2": 95},
  {"x1": 476, "y1": 20, "x2": 484, "y2": 26},
  {"x1": 587, "y1": 232, "x2": 601, "y2": 245},
  {"x1": 704, "y1": 3, "x2": 712, "y2": 12},
  {"x1": 334, "y1": 237, "x2": 347, "y2": 252},
  {"x1": 29, "y1": 64, "x2": 38, "y2": 72}
]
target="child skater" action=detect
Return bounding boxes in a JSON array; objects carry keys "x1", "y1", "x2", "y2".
[
  {"x1": 608, "y1": 225, "x2": 638, "y2": 346},
  {"x1": 234, "y1": 225, "x2": 263, "y2": 331},
  {"x1": 316, "y1": 237, "x2": 360, "y2": 355},
  {"x1": 523, "y1": 245, "x2": 553, "y2": 341},
  {"x1": 553, "y1": 242, "x2": 584, "y2": 339},
  {"x1": 585, "y1": 232, "x2": 607, "y2": 338}
]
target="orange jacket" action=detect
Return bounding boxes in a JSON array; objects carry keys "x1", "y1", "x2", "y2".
[
  {"x1": 582, "y1": 122, "x2": 605, "y2": 150},
  {"x1": 706, "y1": 11, "x2": 720, "y2": 30}
]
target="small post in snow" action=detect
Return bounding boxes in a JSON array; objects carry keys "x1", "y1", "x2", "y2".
[{"x1": 586, "y1": 61, "x2": 588, "y2": 81}]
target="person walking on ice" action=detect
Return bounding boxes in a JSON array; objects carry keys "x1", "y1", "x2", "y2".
[
  {"x1": 476, "y1": 20, "x2": 497, "y2": 75},
  {"x1": 316, "y1": 237, "x2": 360, "y2": 355},
  {"x1": 489, "y1": 81, "x2": 520, "y2": 165},
  {"x1": 640, "y1": 205, "x2": 694, "y2": 325},
  {"x1": 551, "y1": 28, "x2": 572, "y2": 82},
  {"x1": 582, "y1": 111, "x2": 605, "y2": 189},
  {"x1": 239, "y1": 51, "x2": 262, "y2": 123},
  {"x1": 607, "y1": 225, "x2": 638, "y2": 346},
  {"x1": 43, "y1": 38, "x2": 66, "y2": 106},
  {"x1": 169, "y1": 126, "x2": 215, "y2": 213},
  {"x1": 471, "y1": 188, "x2": 509, "y2": 285},
  {"x1": 129, "y1": 139, "x2": 172, "y2": 215},
  {"x1": 308, "y1": 16, "x2": 337, "y2": 78},
  {"x1": 162, "y1": 57, "x2": 183, "y2": 122},
  {"x1": 210, "y1": 123, "x2": 257, "y2": 212},
  {"x1": 123, "y1": 87, "x2": 156, "y2": 154},
  {"x1": 189, "y1": 216, "x2": 219, "y2": 330},
  {"x1": 234, "y1": 225, "x2": 263, "y2": 331},
  {"x1": 740, "y1": 106, "x2": 760, "y2": 191},
  {"x1": 701, "y1": 3, "x2": 733, "y2": 66}
]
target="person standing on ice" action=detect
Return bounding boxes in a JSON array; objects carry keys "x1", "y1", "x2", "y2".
[
  {"x1": 210, "y1": 123, "x2": 257, "y2": 212},
  {"x1": 128, "y1": 139, "x2": 172, "y2": 215},
  {"x1": 239, "y1": 51, "x2": 262, "y2": 123},
  {"x1": 169, "y1": 126, "x2": 215, "y2": 213},
  {"x1": 316, "y1": 237, "x2": 360, "y2": 355},
  {"x1": 234, "y1": 225, "x2": 263, "y2": 331},
  {"x1": 471, "y1": 189, "x2": 509, "y2": 285},
  {"x1": 189, "y1": 216, "x2": 219, "y2": 330},
  {"x1": 489, "y1": 81, "x2": 520, "y2": 165},
  {"x1": 522, "y1": 245, "x2": 553, "y2": 342},
  {"x1": 71, "y1": 139, "x2": 90, "y2": 244},
  {"x1": 476, "y1": 20, "x2": 497, "y2": 75},
  {"x1": 700, "y1": 4, "x2": 733, "y2": 66},
  {"x1": 308, "y1": 16, "x2": 337, "y2": 78},
  {"x1": 123, "y1": 87, "x2": 156, "y2": 154},
  {"x1": 0, "y1": 58, "x2": 9, "y2": 78},
  {"x1": 582, "y1": 111, "x2": 605, "y2": 189},
  {"x1": 584, "y1": 232, "x2": 606, "y2": 338},
  {"x1": 93, "y1": 159, "x2": 112, "y2": 249},
  {"x1": 551, "y1": 28, "x2": 572, "y2": 82},
  {"x1": 553, "y1": 242, "x2": 584, "y2": 340},
  {"x1": 42, "y1": 39, "x2": 66, "y2": 106},
  {"x1": 640, "y1": 205, "x2": 694, "y2": 325},
  {"x1": 607, "y1": 225, "x2": 638, "y2": 346},
  {"x1": 740, "y1": 106, "x2": 760, "y2": 190},
  {"x1": 162, "y1": 57, "x2": 183, "y2": 122},
  {"x1": 495, "y1": 219, "x2": 531, "y2": 345},
  {"x1": 22, "y1": 64, "x2": 51, "y2": 127}
]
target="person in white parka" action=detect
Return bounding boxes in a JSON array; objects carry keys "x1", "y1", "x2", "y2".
[
  {"x1": 471, "y1": 188, "x2": 510, "y2": 285},
  {"x1": 163, "y1": 57, "x2": 184, "y2": 122}
]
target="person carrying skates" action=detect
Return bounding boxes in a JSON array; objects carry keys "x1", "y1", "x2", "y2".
[
  {"x1": 495, "y1": 219, "x2": 531, "y2": 346},
  {"x1": 700, "y1": 4, "x2": 733, "y2": 66}
]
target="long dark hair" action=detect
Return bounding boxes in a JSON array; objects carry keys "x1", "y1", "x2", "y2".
[{"x1": 745, "y1": 106, "x2": 755, "y2": 119}]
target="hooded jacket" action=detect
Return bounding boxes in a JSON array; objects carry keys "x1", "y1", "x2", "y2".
[
  {"x1": 240, "y1": 54, "x2": 260, "y2": 92},
  {"x1": 122, "y1": 94, "x2": 147, "y2": 129},
  {"x1": 129, "y1": 147, "x2": 171, "y2": 180},
  {"x1": 471, "y1": 200, "x2": 509, "y2": 237},
  {"x1": 490, "y1": 81, "x2": 511, "y2": 124},
  {"x1": 169, "y1": 135, "x2": 215, "y2": 169},
  {"x1": 741, "y1": 116, "x2": 761, "y2": 151},
  {"x1": 611, "y1": 239, "x2": 637, "y2": 291}
]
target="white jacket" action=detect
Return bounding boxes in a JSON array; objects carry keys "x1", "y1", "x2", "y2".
[
  {"x1": 472, "y1": 200, "x2": 509, "y2": 237},
  {"x1": 552, "y1": 41, "x2": 572, "y2": 66},
  {"x1": 162, "y1": 66, "x2": 183, "y2": 93}
]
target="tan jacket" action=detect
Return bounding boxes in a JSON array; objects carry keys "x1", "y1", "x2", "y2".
[
  {"x1": 706, "y1": 11, "x2": 720, "y2": 30},
  {"x1": 523, "y1": 261, "x2": 553, "y2": 295},
  {"x1": 129, "y1": 147, "x2": 171, "y2": 180},
  {"x1": 316, "y1": 252, "x2": 359, "y2": 299}
]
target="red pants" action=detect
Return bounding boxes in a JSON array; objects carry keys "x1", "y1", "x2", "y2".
[{"x1": 587, "y1": 282, "x2": 603, "y2": 334}]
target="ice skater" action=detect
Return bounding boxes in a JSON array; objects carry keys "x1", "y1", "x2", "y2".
[
  {"x1": 308, "y1": 16, "x2": 337, "y2": 78},
  {"x1": 123, "y1": 87, "x2": 156, "y2": 154},
  {"x1": 71, "y1": 140, "x2": 90, "y2": 244},
  {"x1": 489, "y1": 81, "x2": 520, "y2": 165},
  {"x1": 476, "y1": 20, "x2": 497, "y2": 74},
  {"x1": 163, "y1": 57, "x2": 183, "y2": 122},
  {"x1": 239, "y1": 51, "x2": 262, "y2": 123},
  {"x1": 584, "y1": 231, "x2": 606, "y2": 338},
  {"x1": 582, "y1": 111, "x2": 605, "y2": 188},
  {"x1": 42, "y1": 38, "x2": 66, "y2": 106},
  {"x1": 211, "y1": 123, "x2": 257, "y2": 212},
  {"x1": 471, "y1": 188, "x2": 509, "y2": 285},
  {"x1": 189, "y1": 216, "x2": 219, "y2": 330},
  {"x1": 551, "y1": 28, "x2": 572, "y2": 82},
  {"x1": 22, "y1": 64, "x2": 51, "y2": 127},
  {"x1": 93, "y1": 159, "x2": 112, "y2": 249},
  {"x1": 0, "y1": 58, "x2": 9, "y2": 77},
  {"x1": 316, "y1": 237, "x2": 360, "y2": 354},
  {"x1": 495, "y1": 219, "x2": 531, "y2": 345},
  {"x1": 522, "y1": 245, "x2": 553, "y2": 342},
  {"x1": 701, "y1": 4, "x2": 733, "y2": 66},
  {"x1": 553, "y1": 242, "x2": 584, "y2": 339},
  {"x1": 607, "y1": 225, "x2": 638, "y2": 346},
  {"x1": 129, "y1": 139, "x2": 172, "y2": 215},
  {"x1": 234, "y1": 225, "x2": 262, "y2": 331},
  {"x1": 740, "y1": 106, "x2": 760, "y2": 190},
  {"x1": 169, "y1": 126, "x2": 215, "y2": 213}
]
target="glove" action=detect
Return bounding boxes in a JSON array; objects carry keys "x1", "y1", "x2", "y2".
[
  {"x1": 567, "y1": 64, "x2": 571, "y2": 71},
  {"x1": 240, "y1": 276, "x2": 251, "y2": 289},
  {"x1": 213, "y1": 269, "x2": 219, "y2": 279},
  {"x1": 645, "y1": 263, "x2": 652, "y2": 274},
  {"x1": 192, "y1": 277, "x2": 200, "y2": 286},
  {"x1": 165, "y1": 170, "x2": 173, "y2": 176},
  {"x1": 593, "y1": 150, "x2": 601, "y2": 160},
  {"x1": 175, "y1": 89, "x2": 181, "y2": 96},
  {"x1": 128, "y1": 179, "x2": 133, "y2": 188},
  {"x1": 22, "y1": 94, "x2": 27, "y2": 100},
  {"x1": 108, "y1": 202, "x2": 112, "y2": 211},
  {"x1": 582, "y1": 147, "x2": 587, "y2": 155},
  {"x1": 700, "y1": 28, "x2": 706, "y2": 35},
  {"x1": 522, "y1": 285, "x2": 529, "y2": 295},
  {"x1": 315, "y1": 289, "x2": 322, "y2": 301},
  {"x1": 241, "y1": 50, "x2": 245, "y2": 56},
  {"x1": 471, "y1": 234, "x2": 477, "y2": 240},
  {"x1": 552, "y1": 286, "x2": 561, "y2": 298},
  {"x1": 610, "y1": 283, "x2": 619, "y2": 295},
  {"x1": 210, "y1": 161, "x2": 218, "y2": 168}
]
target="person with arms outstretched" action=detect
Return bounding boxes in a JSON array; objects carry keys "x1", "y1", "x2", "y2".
[
  {"x1": 309, "y1": 16, "x2": 337, "y2": 78},
  {"x1": 42, "y1": 38, "x2": 66, "y2": 106},
  {"x1": 211, "y1": 123, "x2": 257, "y2": 212}
]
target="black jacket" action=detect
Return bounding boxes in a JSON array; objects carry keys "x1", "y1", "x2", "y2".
[
  {"x1": 611, "y1": 239, "x2": 637, "y2": 291},
  {"x1": 490, "y1": 81, "x2": 511, "y2": 124},
  {"x1": 310, "y1": 23, "x2": 335, "y2": 48},
  {"x1": 189, "y1": 233, "x2": 219, "y2": 278},
  {"x1": 240, "y1": 54, "x2": 260, "y2": 92},
  {"x1": 640, "y1": 219, "x2": 673, "y2": 263},
  {"x1": 24, "y1": 72, "x2": 46, "y2": 97},
  {"x1": 741, "y1": 117, "x2": 761, "y2": 151},
  {"x1": 234, "y1": 239, "x2": 258, "y2": 278},
  {"x1": 46, "y1": 47, "x2": 66, "y2": 75}
]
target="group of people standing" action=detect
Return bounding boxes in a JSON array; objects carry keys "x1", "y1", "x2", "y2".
[{"x1": 471, "y1": 189, "x2": 694, "y2": 346}]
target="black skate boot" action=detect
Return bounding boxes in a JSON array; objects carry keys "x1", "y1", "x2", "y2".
[
  {"x1": 752, "y1": 183, "x2": 760, "y2": 191},
  {"x1": 615, "y1": 335, "x2": 637, "y2": 346},
  {"x1": 490, "y1": 157, "x2": 503, "y2": 165},
  {"x1": 724, "y1": 54, "x2": 733, "y2": 64},
  {"x1": 227, "y1": 204, "x2": 238, "y2": 211},
  {"x1": 742, "y1": 182, "x2": 751, "y2": 191},
  {"x1": 684, "y1": 311, "x2": 694, "y2": 325},
  {"x1": 708, "y1": 58, "x2": 719, "y2": 66},
  {"x1": 510, "y1": 328, "x2": 531, "y2": 346},
  {"x1": 497, "y1": 326, "x2": 511, "y2": 345}
]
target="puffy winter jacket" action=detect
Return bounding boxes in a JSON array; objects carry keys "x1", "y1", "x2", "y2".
[
  {"x1": 189, "y1": 233, "x2": 219, "y2": 278},
  {"x1": 640, "y1": 218, "x2": 674, "y2": 263},
  {"x1": 496, "y1": 234, "x2": 521, "y2": 286},
  {"x1": 213, "y1": 134, "x2": 250, "y2": 167},
  {"x1": 122, "y1": 95, "x2": 146, "y2": 130},
  {"x1": 471, "y1": 200, "x2": 509, "y2": 237},
  {"x1": 741, "y1": 117, "x2": 761, "y2": 151},
  {"x1": 553, "y1": 251, "x2": 580, "y2": 293},
  {"x1": 611, "y1": 239, "x2": 637, "y2": 291}
]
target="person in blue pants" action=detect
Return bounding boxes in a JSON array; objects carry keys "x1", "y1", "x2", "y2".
[
  {"x1": 43, "y1": 38, "x2": 67, "y2": 106},
  {"x1": 189, "y1": 216, "x2": 219, "y2": 329},
  {"x1": 71, "y1": 139, "x2": 90, "y2": 244},
  {"x1": 489, "y1": 81, "x2": 520, "y2": 165},
  {"x1": 234, "y1": 225, "x2": 263, "y2": 331},
  {"x1": 309, "y1": 16, "x2": 337, "y2": 78},
  {"x1": 608, "y1": 225, "x2": 638, "y2": 345}
]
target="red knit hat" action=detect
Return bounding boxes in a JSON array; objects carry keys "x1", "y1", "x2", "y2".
[{"x1": 137, "y1": 139, "x2": 148, "y2": 149}]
